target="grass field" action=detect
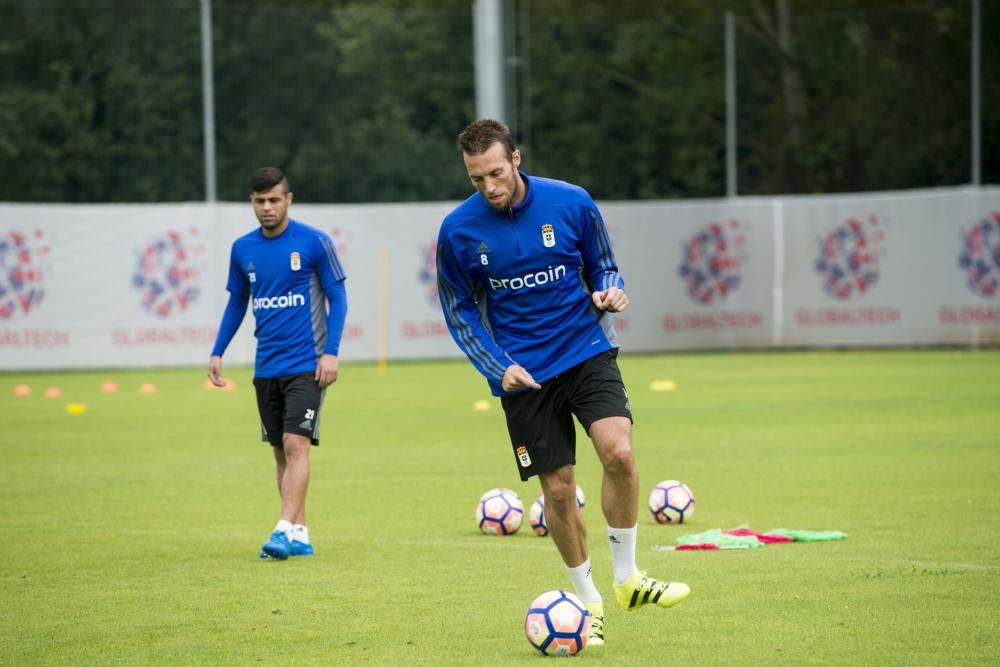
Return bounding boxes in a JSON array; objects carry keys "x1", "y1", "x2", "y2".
[{"x1": 2, "y1": 349, "x2": 999, "y2": 665}]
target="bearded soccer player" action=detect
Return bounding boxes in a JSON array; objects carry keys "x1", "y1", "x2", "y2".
[
  {"x1": 209, "y1": 167, "x2": 347, "y2": 560},
  {"x1": 436, "y1": 120, "x2": 690, "y2": 646}
]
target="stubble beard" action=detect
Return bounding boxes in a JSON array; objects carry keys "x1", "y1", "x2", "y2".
[
  {"x1": 486, "y1": 180, "x2": 517, "y2": 212},
  {"x1": 488, "y1": 195, "x2": 510, "y2": 212}
]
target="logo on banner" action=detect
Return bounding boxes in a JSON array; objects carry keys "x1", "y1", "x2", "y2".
[
  {"x1": 417, "y1": 241, "x2": 439, "y2": 306},
  {"x1": 132, "y1": 229, "x2": 205, "y2": 318},
  {"x1": 814, "y1": 216, "x2": 884, "y2": 301},
  {"x1": 957, "y1": 212, "x2": 1000, "y2": 298},
  {"x1": 402, "y1": 238, "x2": 450, "y2": 338},
  {"x1": 678, "y1": 220, "x2": 746, "y2": 305},
  {"x1": 0, "y1": 229, "x2": 49, "y2": 319}
]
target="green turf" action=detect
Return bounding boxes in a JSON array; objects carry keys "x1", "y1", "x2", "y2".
[{"x1": 2, "y1": 350, "x2": 998, "y2": 665}]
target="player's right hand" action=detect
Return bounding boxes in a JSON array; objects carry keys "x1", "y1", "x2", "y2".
[
  {"x1": 208, "y1": 355, "x2": 227, "y2": 387},
  {"x1": 502, "y1": 364, "x2": 541, "y2": 392}
]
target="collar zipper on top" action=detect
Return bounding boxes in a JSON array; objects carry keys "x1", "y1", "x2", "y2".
[{"x1": 507, "y1": 207, "x2": 522, "y2": 256}]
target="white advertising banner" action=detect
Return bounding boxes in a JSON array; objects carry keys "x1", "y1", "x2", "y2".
[
  {"x1": 1, "y1": 186, "x2": 997, "y2": 371},
  {"x1": 779, "y1": 187, "x2": 1000, "y2": 346},
  {"x1": 602, "y1": 199, "x2": 777, "y2": 352},
  {"x1": 0, "y1": 204, "x2": 230, "y2": 369}
]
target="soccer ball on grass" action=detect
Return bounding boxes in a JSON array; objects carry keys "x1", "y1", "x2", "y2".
[
  {"x1": 475, "y1": 487, "x2": 524, "y2": 535},
  {"x1": 524, "y1": 590, "x2": 590, "y2": 656},
  {"x1": 648, "y1": 480, "x2": 695, "y2": 524}
]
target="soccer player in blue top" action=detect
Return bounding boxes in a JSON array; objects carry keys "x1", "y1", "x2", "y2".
[
  {"x1": 437, "y1": 120, "x2": 690, "y2": 646},
  {"x1": 208, "y1": 167, "x2": 347, "y2": 560}
]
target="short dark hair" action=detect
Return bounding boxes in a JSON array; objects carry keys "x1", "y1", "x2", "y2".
[
  {"x1": 249, "y1": 167, "x2": 289, "y2": 194},
  {"x1": 456, "y1": 119, "x2": 516, "y2": 158}
]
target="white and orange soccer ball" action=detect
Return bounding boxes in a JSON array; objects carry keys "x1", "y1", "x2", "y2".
[
  {"x1": 524, "y1": 590, "x2": 590, "y2": 656},
  {"x1": 648, "y1": 480, "x2": 695, "y2": 524},
  {"x1": 528, "y1": 486, "x2": 586, "y2": 537},
  {"x1": 475, "y1": 487, "x2": 524, "y2": 535}
]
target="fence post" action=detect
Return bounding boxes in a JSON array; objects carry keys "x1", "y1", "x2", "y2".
[
  {"x1": 725, "y1": 11, "x2": 737, "y2": 197},
  {"x1": 473, "y1": 0, "x2": 506, "y2": 122},
  {"x1": 200, "y1": 0, "x2": 217, "y2": 201},
  {"x1": 971, "y1": 0, "x2": 981, "y2": 186}
]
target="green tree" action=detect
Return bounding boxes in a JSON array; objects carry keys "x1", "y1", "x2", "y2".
[
  {"x1": 511, "y1": 0, "x2": 727, "y2": 199},
  {"x1": 738, "y1": 0, "x2": 980, "y2": 193},
  {"x1": 2, "y1": 2, "x2": 204, "y2": 202},
  {"x1": 211, "y1": 0, "x2": 474, "y2": 202},
  {"x1": 1, "y1": 0, "x2": 995, "y2": 202}
]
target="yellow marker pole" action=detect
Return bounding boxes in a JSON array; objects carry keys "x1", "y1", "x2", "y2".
[{"x1": 377, "y1": 242, "x2": 388, "y2": 377}]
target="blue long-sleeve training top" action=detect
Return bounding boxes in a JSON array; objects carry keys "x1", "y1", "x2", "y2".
[
  {"x1": 436, "y1": 172, "x2": 623, "y2": 396},
  {"x1": 211, "y1": 219, "x2": 347, "y2": 378}
]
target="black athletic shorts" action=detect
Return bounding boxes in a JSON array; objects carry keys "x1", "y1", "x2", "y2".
[
  {"x1": 500, "y1": 348, "x2": 633, "y2": 481},
  {"x1": 253, "y1": 372, "x2": 325, "y2": 447}
]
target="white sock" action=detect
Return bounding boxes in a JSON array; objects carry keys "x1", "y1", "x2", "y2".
[
  {"x1": 608, "y1": 524, "x2": 640, "y2": 585},
  {"x1": 565, "y1": 559, "x2": 602, "y2": 605},
  {"x1": 292, "y1": 524, "x2": 310, "y2": 544},
  {"x1": 275, "y1": 519, "x2": 294, "y2": 535}
]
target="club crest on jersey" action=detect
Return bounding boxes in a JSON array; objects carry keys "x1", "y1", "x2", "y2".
[
  {"x1": 516, "y1": 445, "x2": 532, "y2": 467},
  {"x1": 541, "y1": 224, "x2": 555, "y2": 248},
  {"x1": 290, "y1": 252, "x2": 301, "y2": 271}
]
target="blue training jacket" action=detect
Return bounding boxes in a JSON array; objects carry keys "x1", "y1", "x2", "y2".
[
  {"x1": 436, "y1": 172, "x2": 623, "y2": 396},
  {"x1": 211, "y1": 219, "x2": 347, "y2": 378}
]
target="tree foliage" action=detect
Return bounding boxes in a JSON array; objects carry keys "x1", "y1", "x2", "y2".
[
  {"x1": 2, "y1": 0, "x2": 996, "y2": 202},
  {"x1": 2, "y1": 2, "x2": 204, "y2": 201}
]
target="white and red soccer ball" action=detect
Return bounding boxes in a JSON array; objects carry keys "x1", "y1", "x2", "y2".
[
  {"x1": 648, "y1": 480, "x2": 695, "y2": 524},
  {"x1": 528, "y1": 485, "x2": 586, "y2": 537},
  {"x1": 475, "y1": 488, "x2": 524, "y2": 535},
  {"x1": 524, "y1": 590, "x2": 590, "y2": 656}
]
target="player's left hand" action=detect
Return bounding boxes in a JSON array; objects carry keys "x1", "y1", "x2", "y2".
[
  {"x1": 208, "y1": 355, "x2": 227, "y2": 387},
  {"x1": 316, "y1": 354, "x2": 339, "y2": 389},
  {"x1": 592, "y1": 287, "x2": 629, "y2": 313},
  {"x1": 502, "y1": 364, "x2": 541, "y2": 392}
]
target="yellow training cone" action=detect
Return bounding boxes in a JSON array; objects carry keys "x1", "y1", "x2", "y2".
[
  {"x1": 66, "y1": 403, "x2": 87, "y2": 415},
  {"x1": 473, "y1": 400, "x2": 491, "y2": 412},
  {"x1": 649, "y1": 379, "x2": 677, "y2": 392}
]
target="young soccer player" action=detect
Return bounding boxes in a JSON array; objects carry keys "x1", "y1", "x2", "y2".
[{"x1": 209, "y1": 167, "x2": 347, "y2": 560}]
